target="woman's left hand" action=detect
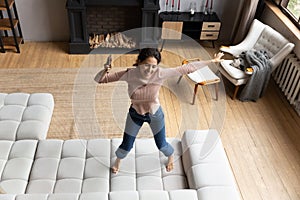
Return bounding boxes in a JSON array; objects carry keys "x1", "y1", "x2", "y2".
[{"x1": 212, "y1": 52, "x2": 224, "y2": 63}]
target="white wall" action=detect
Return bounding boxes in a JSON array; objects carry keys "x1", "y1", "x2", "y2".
[
  {"x1": 159, "y1": 0, "x2": 207, "y2": 13},
  {"x1": 260, "y1": 6, "x2": 300, "y2": 57},
  {"x1": 15, "y1": 0, "x2": 69, "y2": 42},
  {"x1": 159, "y1": 0, "x2": 241, "y2": 43},
  {"x1": 14, "y1": 0, "x2": 239, "y2": 43},
  {"x1": 211, "y1": 0, "x2": 241, "y2": 43}
]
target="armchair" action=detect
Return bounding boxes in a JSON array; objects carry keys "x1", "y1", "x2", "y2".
[{"x1": 219, "y1": 19, "x2": 294, "y2": 99}]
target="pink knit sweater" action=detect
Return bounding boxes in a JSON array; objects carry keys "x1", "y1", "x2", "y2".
[{"x1": 95, "y1": 61, "x2": 210, "y2": 115}]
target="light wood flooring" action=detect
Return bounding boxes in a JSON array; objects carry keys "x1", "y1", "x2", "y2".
[{"x1": 0, "y1": 42, "x2": 299, "y2": 200}]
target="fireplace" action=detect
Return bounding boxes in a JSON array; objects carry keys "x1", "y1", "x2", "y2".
[{"x1": 66, "y1": 0, "x2": 160, "y2": 54}]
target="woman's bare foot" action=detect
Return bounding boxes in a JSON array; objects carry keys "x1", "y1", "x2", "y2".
[
  {"x1": 112, "y1": 158, "x2": 121, "y2": 174},
  {"x1": 0, "y1": 186, "x2": 6, "y2": 194},
  {"x1": 166, "y1": 155, "x2": 174, "y2": 172}
]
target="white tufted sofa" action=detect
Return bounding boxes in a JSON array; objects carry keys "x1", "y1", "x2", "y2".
[
  {"x1": 0, "y1": 93, "x2": 54, "y2": 141},
  {"x1": 0, "y1": 93, "x2": 241, "y2": 200}
]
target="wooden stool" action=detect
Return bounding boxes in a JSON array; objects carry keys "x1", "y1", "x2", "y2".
[{"x1": 177, "y1": 59, "x2": 220, "y2": 104}]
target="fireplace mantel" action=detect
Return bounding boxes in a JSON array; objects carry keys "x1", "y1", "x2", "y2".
[
  {"x1": 66, "y1": 0, "x2": 160, "y2": 54},
  {"x1": 85, "y1": 0, "x2": 141, "y2": 6}
]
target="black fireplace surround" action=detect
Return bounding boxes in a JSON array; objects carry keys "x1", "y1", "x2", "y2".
[{"x1": 66, "y1": 0, "x2": 160, "y2": 54}]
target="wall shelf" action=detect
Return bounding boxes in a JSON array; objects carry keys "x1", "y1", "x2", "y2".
[{"x1": 0, "y1": 0, "x2": 23, "y2": 53}]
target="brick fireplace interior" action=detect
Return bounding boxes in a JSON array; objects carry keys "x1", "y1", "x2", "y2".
[
  {"x1": 86, "y1": 6, "x2": 141, "y2": 35},
  {"x1": 66, "y1": 0, "x2": 160, "y2": 54},
  {"x1": 86, "y1": 6, "x2": 142, "y2": 50}
]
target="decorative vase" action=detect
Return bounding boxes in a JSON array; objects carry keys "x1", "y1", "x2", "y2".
[{"x1": 189, "y1": 2, "x2": 196, "y2": 16}]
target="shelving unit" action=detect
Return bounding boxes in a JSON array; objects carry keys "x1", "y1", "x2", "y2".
[{"x1": 0, "y1": 0, "x2": 23, "y2": 53}]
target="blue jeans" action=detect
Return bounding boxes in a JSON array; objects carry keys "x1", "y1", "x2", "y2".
[{"x1": 115, "y1": 106, "x2": 174, "y2": 159}]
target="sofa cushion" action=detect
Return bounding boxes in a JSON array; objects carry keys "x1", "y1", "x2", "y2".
[
  {"x1": 187, "y1": 163, "x2": 236, "y2": 188},
  {"x1": 35, "y1": 139, "x2": 63, "y2": 158},
  {"x1": 26, "y1": 180, "x2": 56, "y2": 194},
  {"x1": 0, "y1": 141, "x2": 13, "y2": 160},
  {"x1": 139, "y1": 190, "x2": 169, "y2": 200},
  {"x1": 80, "y1": 192, "x2": 108, "y2": 200},
  {"x1": 0, "y1": 121, "x2": 19, "y2": 141},
  {"x1": 109, "y1": 191, "x2": 138, "y2": 200},
  {"x1": 16, "y1": 194, "x2": 48, "y2": 200},
  {"x1": 53, "y1": 179, "x2": 83, "y2": 193},
  {"x1": 220, "y1": 60, "x2": 249, "y2": 79},
  {"x1": 0, "y1": 140, "x2": 37, "y2": 194},
  {"x1": 163, "y1": 175, "x2": 188, "y2": 191},
  {"x1": 0, "y1": 93, "x2": 54, "y2": 140},
  {"x1": 0, "y1": 194, "x2": 16, "y2": 200},
  {"x1": 26, "y1": 138, "x2": 111, "y2": 194},
  {"x1": 182, "y1": 141, "x2": 227, "y2": 175},
  {"x1": 48, "y1": 193, "x2": 79, "y2": 200},
  {"x1": 169, "y1": 190, "x2": 198, "y2": 200},
  {"x1": 197, "y1": 186, "x2": 241, "y2": 200},
  {"x1": 82, "y1": 178, "x2": 109, "y2": 193},
  {"x1": 0, "y1": 180, "x2": 28, "y2": 194}
]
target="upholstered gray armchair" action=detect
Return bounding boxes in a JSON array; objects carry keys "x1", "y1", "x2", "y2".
[{"x1": 219, "y1": 19, "x2": 294, "y2": 99}]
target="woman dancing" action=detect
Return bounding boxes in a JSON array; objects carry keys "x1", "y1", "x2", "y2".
[{"x1": 95, "y1": 48, "x2": 224, "y2": 173}]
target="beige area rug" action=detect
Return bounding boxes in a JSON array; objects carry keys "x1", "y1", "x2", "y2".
[
  {"x1": 0, "y1": 64, "x2": 224, "y2": 140},
  {"x1": 0, "y1": 68, "x2": 80, "y2": 139}
]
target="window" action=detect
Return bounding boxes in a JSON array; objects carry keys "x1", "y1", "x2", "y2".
[{"x1": 277, "y1": 0, "x2": 300, "y2": 28}]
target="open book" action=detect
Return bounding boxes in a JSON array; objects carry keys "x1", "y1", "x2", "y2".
[{"x1": 187, "y1": 66, "x2": 220, "y2": 85}]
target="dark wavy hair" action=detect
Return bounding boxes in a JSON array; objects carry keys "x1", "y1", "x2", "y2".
[{"x1": 134, "y1": 48, "x2": 161, "y2": 66}]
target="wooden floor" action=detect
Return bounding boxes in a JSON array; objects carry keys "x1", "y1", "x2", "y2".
[{"x1": 0, "y1": 42, "x2": 299, "y2": 200}]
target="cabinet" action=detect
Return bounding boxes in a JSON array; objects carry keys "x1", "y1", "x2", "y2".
[
  {"x1": 159, "y1": 12, "x2": 221, "y2": 48},
  {"x1": 0, "y1": 0, "x2": 23, "y2": 53},
  {"x1": 200, "y1": 21, "x2": 221, "y2": 45}
]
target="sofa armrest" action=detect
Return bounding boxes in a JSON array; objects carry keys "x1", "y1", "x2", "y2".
[
  {"x1": 269, "y1": 43, "x2": 295, "y2": 68},
  {"x1": 181, "y1": 129, "x2": 241, "y2": 200}
]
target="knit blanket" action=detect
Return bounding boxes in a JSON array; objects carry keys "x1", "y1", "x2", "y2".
[
  {"x1": 294, "y1": 100, "x2": 300, "y2": 116},
  {"x1": 238, "y1": 49, "x2": 272, "y2": 102}
]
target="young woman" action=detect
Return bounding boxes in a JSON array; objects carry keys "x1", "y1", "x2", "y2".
[{"x1": 95, "y1": 48, "x2": 224, "y2": 173}]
